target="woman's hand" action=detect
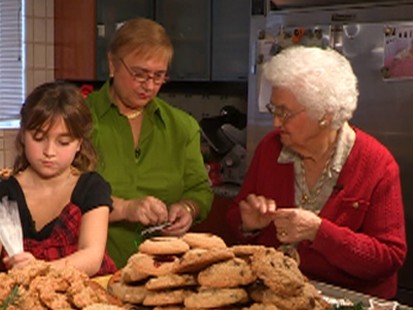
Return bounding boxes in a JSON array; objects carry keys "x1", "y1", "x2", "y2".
[
  {"x1": 239, "y1": 194, "x2": 277, "y2": 232},
  {"x1": 162, "y1": 201, "x2": 195, "y2": 236},
  {"x1": 3, "y1": 252, "x2": 36, "y2": 269},
  {"x1": 273, "y1": 208, "x2": 322, "y2": 243},
  {"x1": 122, "y1": 196, "x2": 169, "y2": 225}
]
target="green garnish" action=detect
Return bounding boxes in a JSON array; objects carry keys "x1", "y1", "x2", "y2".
[{"x1": 2, "y1": 285, "x2": 19, "y2": 310}]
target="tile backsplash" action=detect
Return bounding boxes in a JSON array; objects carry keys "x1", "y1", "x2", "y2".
[
  {"x1": 0, "y1": 129, "x2": 18, "y2": 169},
  {"x1": 25, "y1": 0, "x2": 54, "y2": 94}
]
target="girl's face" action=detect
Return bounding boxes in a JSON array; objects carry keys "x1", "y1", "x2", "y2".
[{"x1": 23, "y1": 116, "x2": 81, "y2": 179}]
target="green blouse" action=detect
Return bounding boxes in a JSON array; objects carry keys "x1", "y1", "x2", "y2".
[{"x1": 86, "y1": 81, "x2": 213, "y2": 268}]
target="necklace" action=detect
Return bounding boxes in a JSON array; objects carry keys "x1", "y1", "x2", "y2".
[
  {"x1": 124, "y1": 109, "x2": 143, "y2": 120},
  {"x1": 299, "y1": 144, "x2": 337, "y2": 209}
]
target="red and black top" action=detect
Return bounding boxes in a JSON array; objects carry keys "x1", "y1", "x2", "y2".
[{"x1": 0, "y1": 171, "x2": 117, "y2": 276}]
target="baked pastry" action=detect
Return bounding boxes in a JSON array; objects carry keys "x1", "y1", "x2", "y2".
[
  {"x1": 184, "y1": 287, "x2": 249, "y2": 308},
  {"x1": 107, "y1": 270, "x2": 148, "y2": 304},
  {"x1": 262, "y1": 282, "x2": 326, "y2": 310},
  {"x1": 122, "y1": 252, "x2": 178, "y2": 280},
  {"x1": 181, "y1": 232, "x2": 227, "y2": 249},
  {"x1": 175, "y1": 248, "x2": 234, "y2": 274},
  {"x1": 197, "y1": 257, "x2": 256, "y2": 288},
  {"x1": 139, "y1": 236, "x2": 190, "y2": 255},
  {"x1": 231, "y1": 244, "x2": 267, "y2": 257},
  {"x1": 143, "y1": 289, "x2": 192, "y2": 307},
  {"x1": 145, "y1": 273, "x2": 197, "y2": 291},
  {"x1": 251, "y1": 247, "x2": 304, "y2": 296}
]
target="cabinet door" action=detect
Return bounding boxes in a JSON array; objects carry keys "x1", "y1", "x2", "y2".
[
  {"x1": 212, "y1": 0, "x2": 250, "y2": 81},
  {"x1": 96, "y1": 0, "x2": 154, "y2": 80},
  {"x1": 155, "y1": 0, "x2": 211, "y2": 81}
]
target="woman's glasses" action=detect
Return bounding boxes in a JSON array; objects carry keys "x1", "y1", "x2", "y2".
[
  {"x1": 266, "y1": 103, "x2": 305, "y2": 123},
  {"x1": 119, "y1": 58, "x2": 168, "y2": 85}
]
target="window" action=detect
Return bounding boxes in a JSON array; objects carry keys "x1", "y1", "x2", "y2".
[{"x1": 0, "y1": 0, "x2": 24, "y2": 122}]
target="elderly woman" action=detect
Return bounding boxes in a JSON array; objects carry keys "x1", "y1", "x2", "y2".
[{"x1": 226, "y1": 46, "x2": 406, "y2": 299}]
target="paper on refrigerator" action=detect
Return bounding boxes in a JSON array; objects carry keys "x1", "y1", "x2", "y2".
[{"x1": 256, "y1": 37, "x2": 274, "y2": 112}]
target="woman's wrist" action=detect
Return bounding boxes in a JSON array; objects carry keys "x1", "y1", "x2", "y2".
[{"x1": 181, "y1": 200, "x2": 198, "y2": 220}]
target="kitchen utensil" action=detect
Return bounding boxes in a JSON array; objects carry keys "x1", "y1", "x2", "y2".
[{"x1": 141, "y1": 221, "x2": 172, "y2": 236}]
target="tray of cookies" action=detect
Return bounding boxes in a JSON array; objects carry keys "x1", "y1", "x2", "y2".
[
  {"x1": 104, "y1": 232, "x2": 413, "y2": 310},
  {"x1": 107, "y1": 232, "x2": 328, "y2": 309}
]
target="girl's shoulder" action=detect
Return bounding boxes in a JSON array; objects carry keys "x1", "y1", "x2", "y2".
[{"x1": 72, "y1": 172, "x2": 112, "y2": 213}]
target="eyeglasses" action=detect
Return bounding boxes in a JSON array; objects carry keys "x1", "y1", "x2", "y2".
[
  {"x1": 266, "y1": 103, "x2": 305, "y2": 123},
  {"x1": 119, "y1": 58, "x2": 168, "y2": 85}
]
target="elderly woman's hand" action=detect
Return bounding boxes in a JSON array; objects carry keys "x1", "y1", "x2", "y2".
[
  {"x1": 272, "y1": 208, "x2": 322, "y2": 243},
  {"x1": 239, "y1": 193, "x2": 277, "y2": 233}
]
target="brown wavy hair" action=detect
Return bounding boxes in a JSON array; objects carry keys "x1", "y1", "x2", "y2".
[{"x1": 13, "y1": 81, "x2": 97, "y2": 173}]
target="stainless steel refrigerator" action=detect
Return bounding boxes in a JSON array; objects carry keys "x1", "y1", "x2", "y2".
[{"x1": 248, "y1": 0, "x2": 413, "y2": 305}]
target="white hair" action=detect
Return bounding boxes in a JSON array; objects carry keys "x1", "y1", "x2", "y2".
[{"x1": 263, "y1": 46, "x2": 359, "y2": 129}]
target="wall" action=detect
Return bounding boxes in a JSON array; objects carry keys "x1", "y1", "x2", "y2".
[{"x1": 0, "y1": 0, "x2": 54, "y2": 169}]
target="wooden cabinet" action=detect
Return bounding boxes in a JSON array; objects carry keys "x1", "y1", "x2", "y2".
[{"x1": 54, "y1": 0, "x2": 97, "y2": 80}]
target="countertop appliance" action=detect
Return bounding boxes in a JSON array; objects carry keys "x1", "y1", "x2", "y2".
[
  {"x1": 200, "y1": 106, "x2": 247, "y2": 187},
  {"x1": 248, "y1": 0, "x2": 413, "y2": 305}
]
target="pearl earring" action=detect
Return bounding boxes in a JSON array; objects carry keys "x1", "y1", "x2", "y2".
[{"x1": 319, "y1": 119, "x2": 327, "y2": 127}]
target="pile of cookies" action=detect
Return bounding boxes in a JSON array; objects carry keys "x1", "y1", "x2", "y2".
[
  {"x1": 108, "y1": 232, "x2": 328, "y2": 310},
  {"x1": 0, "y1": 260, "x2": 122, "y2": 309}
]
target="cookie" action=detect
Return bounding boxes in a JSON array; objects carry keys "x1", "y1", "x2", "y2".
[
  {"x1": 83, "y1": 304, "x2": 124, "y2": 310},
  {"x1": 146, "y1": 273, "x2": 198, "y2": 291},
  {"x1": 181, "y1": 232, "x2": 227, "y2": 249},
  {"x1": 175, "y1": 248, "x2": 234, "y2": 274},
  {"x1": 123, "y1": 252, "x2": 178, "y2": 280},
  {"x1": 243, "y1": 303, "x2": 280, "y2": 310},
  {"x1": 277, "y1": 244, "x2": 301, "y2": 265},
  {"x1": 247, "y1": 281, "x2": 267, "y2": 303},
  {"x1": 184, "y1": 287, "x2": 249, "y2": 308},
  {"x1": 197, "y1": 257, "x2": 256, "y2": 288},
  {"x1": 251, "y1": 247, "x2": 304, "y2": 296},
  {"x1": 139, "y1": 236, "x2": 190, "y2": 255},
  {"x1": 121, "y1": 256, "x2": 151, "y2": 283},
  {"x1": 231, "y1": 245, "x2": 267, "y2": 257},
  {"x1": 143, "y1": 289, "x2": 192, "y2": 306},
  {"x1": 262, "y1": 282, "x2": 323, "y2": 310},
  {"x1": 107, "y1": 270, "x2": 148, "y2": 304}
]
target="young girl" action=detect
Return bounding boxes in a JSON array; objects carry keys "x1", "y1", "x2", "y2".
[{"x1": 0, "y1": 81, "x2": 117, "y2": 276}]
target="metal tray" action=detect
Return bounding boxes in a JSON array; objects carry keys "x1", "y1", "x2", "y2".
[{"x1": 313, "y1": 281, "x2": 413, "y2": 309}]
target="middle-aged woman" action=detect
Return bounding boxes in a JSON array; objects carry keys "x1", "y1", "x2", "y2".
[
  {"x1": 226, "y1": 45, "x2": 406, "y2": 299},
  {"x1": 86, "y1": 18, "x2": 213, "y2": 269}
]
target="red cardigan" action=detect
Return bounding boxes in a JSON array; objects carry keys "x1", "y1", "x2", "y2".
[{"x1": 226, "y1": 128, "x2": 406, "y2": 299}]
